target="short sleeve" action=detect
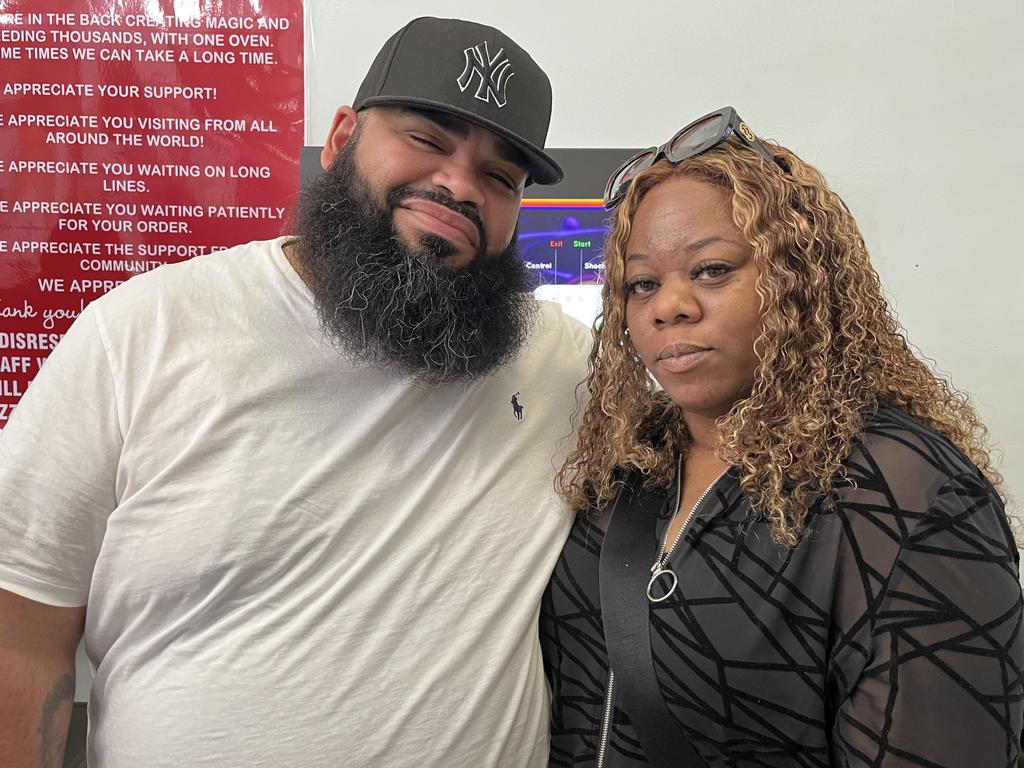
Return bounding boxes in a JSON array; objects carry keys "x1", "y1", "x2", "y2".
[
  {"x1": 834, "y1": 473, "x2": 1024, "y2": 766},
  {"x1": 0, "y1": 306, "x2": 123, "y2": 606}
]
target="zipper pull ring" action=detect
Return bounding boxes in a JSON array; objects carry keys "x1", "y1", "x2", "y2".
[{"x1": 647, "y1": 562, "x2": 678, "y2": 602}]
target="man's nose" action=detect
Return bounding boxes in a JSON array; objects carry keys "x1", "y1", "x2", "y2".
[{"x1": 429, "y1": 159, "x2": 486, "y2": 208}]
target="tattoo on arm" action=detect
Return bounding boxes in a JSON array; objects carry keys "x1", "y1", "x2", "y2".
[{"x1": 38, "y1": 674, "x2": 74, "y2": 768}]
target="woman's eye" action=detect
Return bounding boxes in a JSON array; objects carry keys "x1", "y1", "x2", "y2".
[
  {"x1": 693, "y1": 263, "x2": 731, "y2": 280},
  {"x1": 625, "y1": 278, "x2": 658, "y2": 297}
]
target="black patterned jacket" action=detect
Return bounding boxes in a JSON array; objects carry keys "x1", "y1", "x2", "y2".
[{"x1": 541, "y1": 406, "x2": 1023, "y2": 767}]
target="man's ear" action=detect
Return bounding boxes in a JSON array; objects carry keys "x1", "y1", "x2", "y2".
[{"x1": 321, "y1": 106, "x2": 359, "y2": 170}]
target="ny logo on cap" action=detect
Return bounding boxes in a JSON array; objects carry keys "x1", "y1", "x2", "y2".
[{"x1": 457, "y1": 41, "x2": 514, "y2": 108}]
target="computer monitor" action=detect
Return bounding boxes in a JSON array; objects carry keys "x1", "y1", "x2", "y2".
[
  {"x1": 518, "y1": 197, "x2": 606, "y2": 327},
  {"x1": 520, "y1": 148, "x2": 636, "y2": 328}
]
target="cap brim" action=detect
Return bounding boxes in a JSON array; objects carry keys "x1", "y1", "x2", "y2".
[{"x1": 358, "y1": 95, "x2": 563, "y2": 185}]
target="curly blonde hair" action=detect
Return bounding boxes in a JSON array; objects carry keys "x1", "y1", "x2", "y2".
[{"x1": 556, "y1": 138, "x2": 1005, "y2": 545}]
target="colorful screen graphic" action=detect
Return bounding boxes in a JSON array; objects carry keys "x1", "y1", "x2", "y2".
[{"x1": 519, "y1": 199, "x2": 607, "y2": 327}]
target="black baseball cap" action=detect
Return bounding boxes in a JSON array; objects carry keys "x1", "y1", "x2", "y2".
[{"x1": 353, "y1": 17, "x2": 563, "y2": 185}]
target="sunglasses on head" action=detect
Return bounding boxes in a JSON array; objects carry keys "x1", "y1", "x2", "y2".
[{"x1": 603, "y1": 106, "x2": 784, "y2": 210}]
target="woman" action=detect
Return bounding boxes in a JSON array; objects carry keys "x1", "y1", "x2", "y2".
[{"x1": 542, "y1": 107, "x2": 1023, "y2": 767}]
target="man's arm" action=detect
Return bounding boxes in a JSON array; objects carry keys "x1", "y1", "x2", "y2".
[{"x1": 0, "y1": 589, "x2": 85, "y2": 768}]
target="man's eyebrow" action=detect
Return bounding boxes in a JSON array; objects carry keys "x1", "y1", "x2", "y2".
[
  {"x1": 399, "y1": 107, "x2": 529, "y2": 175},
  {"x1": 401, "y1": 106, "x2": 469, "y2": 138},
  {"x1": 493, "y1": 138, "x2": 530, "y2": 172}
]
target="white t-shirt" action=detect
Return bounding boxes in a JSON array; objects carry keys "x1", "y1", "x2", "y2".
[{"x1": 0, "y1": 237, "x2": 591, "y2": 768}]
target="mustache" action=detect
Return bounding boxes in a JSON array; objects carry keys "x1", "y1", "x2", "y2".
[{"x1": 386, "y1": 185, "x2": 486, "y2": 251}]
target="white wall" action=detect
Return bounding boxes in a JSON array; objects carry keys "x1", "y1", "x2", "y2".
[{"x1": 307, "y1": 0, "x2": 1024, "y2": 504}]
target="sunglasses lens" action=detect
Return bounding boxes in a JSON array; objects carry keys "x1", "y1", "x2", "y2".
[
  {"x1": 668, "y1": 114, "x2": 727, "y2": 158},
  {"x1": 606, "y1": 150, "x2": 655, "y2": 205}
]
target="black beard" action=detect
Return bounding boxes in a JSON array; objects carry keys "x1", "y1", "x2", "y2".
[{"x1": 291, "y1": 145, "x2": 537, "y2": 385}]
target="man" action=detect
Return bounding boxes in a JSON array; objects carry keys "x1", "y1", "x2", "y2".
[{"x1": 0, "y1": 17, "x2": 589, "y2": 768}]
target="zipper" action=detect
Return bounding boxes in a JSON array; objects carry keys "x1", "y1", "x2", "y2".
[
  {"x1": 595, "y1": 669, "x2": 615, "y2": 768},
  {"x1": 647, "y1": 457, "x2": 728, "y2": 603}
]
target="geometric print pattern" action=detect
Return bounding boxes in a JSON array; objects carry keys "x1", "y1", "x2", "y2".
[{"x1": 541, "y1": 406, "x2": 1024, "y2": 767}]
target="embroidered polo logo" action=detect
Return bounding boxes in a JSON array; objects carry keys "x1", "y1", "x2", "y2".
[
  {"x1": 457, "y1": 42, "x2": 514, "y2": 108},
  {"x1": 511, "y1": 392, "x2": 524, "y2": 421}
]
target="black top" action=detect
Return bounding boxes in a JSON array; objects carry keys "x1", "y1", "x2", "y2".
[{"x1": 541, "y1": 405, "x2": 1024, "y2": 767}]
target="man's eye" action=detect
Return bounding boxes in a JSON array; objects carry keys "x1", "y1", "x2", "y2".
[
  {"x1": 409, "y1": 134, "x2": 442, "y2": 150},
  {"x1": 489, "y1": 172, "x2": 515, "y2": 190}
]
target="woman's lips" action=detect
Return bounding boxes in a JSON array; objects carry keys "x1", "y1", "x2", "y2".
[
  {"x1": 656, "y1": 343, "x2": 711, "y2": 374},
  {"x1": 397, "y1": 199, "x2": 478, "y2": 248}
]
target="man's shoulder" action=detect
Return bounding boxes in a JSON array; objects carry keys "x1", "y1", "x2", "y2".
[
  {"x1": 528, "y1": 299, "x2": 592, "y2": 356},
  {"x1": 88, "y1": 237, "x2": 287, "y2": 320}
]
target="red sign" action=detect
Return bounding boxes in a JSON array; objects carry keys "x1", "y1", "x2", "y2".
[{"x1": 0, "y1": 0, "x2": 304, "y2": 425}]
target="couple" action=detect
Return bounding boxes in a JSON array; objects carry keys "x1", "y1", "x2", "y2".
[{"x1": 1, "y1": 16, "x2": 1020, "y2": 768}]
